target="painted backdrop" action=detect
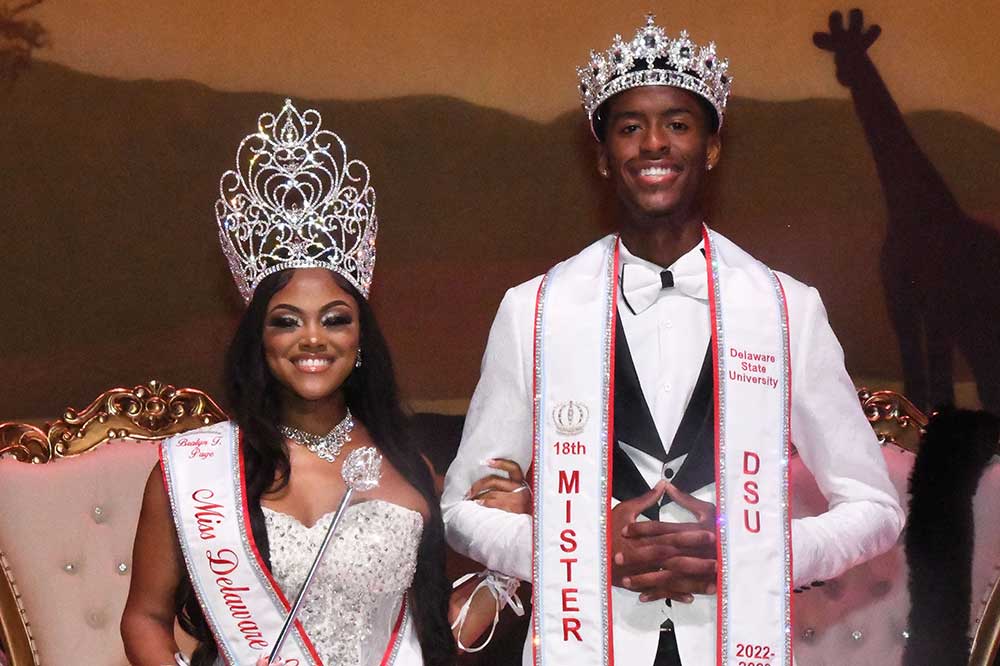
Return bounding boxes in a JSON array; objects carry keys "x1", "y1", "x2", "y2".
[{"x1": 1, "y1": 1, "x2": 998, "y2": 419}]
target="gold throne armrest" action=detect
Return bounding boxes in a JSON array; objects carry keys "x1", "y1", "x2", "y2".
[
  {"x1": 855, "y1": 388, "x2": 1000, "y2": 665},
  {"x1": 971, "y1": 577, "x2": 1000, "y2": 666},
  {"x1": 0, "y1": 380, "x2": 226, "y2": 666},
  {"x1": 857, "y1": 387, "x2": 929, "y2": 454}
]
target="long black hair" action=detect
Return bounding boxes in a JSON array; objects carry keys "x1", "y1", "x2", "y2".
[{"x1": 176, "y1": 268, "x2": 455, "y2": 666}]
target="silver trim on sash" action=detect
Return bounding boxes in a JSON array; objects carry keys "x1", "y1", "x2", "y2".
[
  {"x1": 706, "y1": 230, "x2": 732, "y2": 662},
  {"x1": 598, "y1": 240, "x2": 617, "y2": 662},
  {"x1": 769, "y1": 272, "x2": 794, "y2": 661},
  {"x1": 383, "y1": 597, "x2": 409, "y2": 666},
  {"x1": 531, "y1": 272, "x2": 549, "y2": 665}
]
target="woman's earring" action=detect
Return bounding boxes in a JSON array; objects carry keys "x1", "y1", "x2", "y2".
[
  {"x1": 706, "y1": 162, "x2": 714, "y2": 172},
  {"x1": 355, "y1": 349, "x2": 362, "y2": 368},
  {"x1": 599, "y1": 167, "x2": 609, "y2": 178}
]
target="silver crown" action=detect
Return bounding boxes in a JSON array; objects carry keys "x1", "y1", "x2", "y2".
[
  {"x1": 576, "y1": 14, "x2": 732, "y2": 133},
  {"x1": 552, "y1": 400, "x2": 589, "y2": 436},
  {"x1": 215, "y1": 99, "x2": 377, "y2": 302}
]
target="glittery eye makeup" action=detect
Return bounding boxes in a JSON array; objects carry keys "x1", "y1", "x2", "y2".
[
  {"x1": 322, "y1": 313, "x2": 353, "y2": 327},
  {"x1": 267, "y1": 314, "x2": 302, "y2": 329}
]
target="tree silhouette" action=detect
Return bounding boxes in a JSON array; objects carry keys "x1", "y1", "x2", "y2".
[{"x1": 0, "y1": 0, "x2": 47, "y2": 85}]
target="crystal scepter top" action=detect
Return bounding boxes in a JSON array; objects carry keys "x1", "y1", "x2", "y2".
[{"x1": 342, "y1": 446, "x2": 382, "y2": 491}]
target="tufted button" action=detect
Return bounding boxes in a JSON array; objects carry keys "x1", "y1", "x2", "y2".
[
  {"x1": 86, "y1": 609, "x2": 107, "y2": 629},
  {"x1": 63, "y1": 562, "x2": 77, "y2": 574},
  {"x1": 801, "y1": 627, "x2": 816, "y2": 642},
  {"x1": 851, "y1": 629, "x2": 864, "y2": 642},
  {"x1": 821, "y1": 578, "x2": 844, "y2": 600},
  {"x1": 870, "y1": 579, "x2": 891, "y2": 597},
  {"x1": 92, "y1": 505, "x2": 106, "y2": 524},
  {"x1": 117, "y1": 562, "x2": 129, "y2": 575}
]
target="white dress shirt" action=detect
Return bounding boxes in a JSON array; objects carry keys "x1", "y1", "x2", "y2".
[
  {"x1": 617, "y1": 240, "x2": 711, "y2": 488},
  {"x1": 441, "y1": 235, "x2": 904, "y2": 664}
]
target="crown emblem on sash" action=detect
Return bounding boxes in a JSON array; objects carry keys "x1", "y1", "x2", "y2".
[{"x1": 552, "y1": 401, "x2": 589, "y2": 436}]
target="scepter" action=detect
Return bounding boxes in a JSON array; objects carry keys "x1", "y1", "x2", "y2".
[{"x1": 268, "y1": 446, "x2": 384, "y2": 663}]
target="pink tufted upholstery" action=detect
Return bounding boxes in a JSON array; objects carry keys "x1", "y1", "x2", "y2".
[
  {"x1": 0, "y1": 439, "x2": 159, "y2": 665},
  {"x1": 0, "y1": 381, "x2": 226, "y2": 665},
  {"x1": 0, "y1": 388, "x2": 995, "y2": 665},
  {"x1": 791, "y1": 445, "x2": 1000, "y2": 666}
]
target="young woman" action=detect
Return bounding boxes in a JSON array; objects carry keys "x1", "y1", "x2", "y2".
[
  {"x1": 120, "y1": 100, "x2": 457, "y2": 666},
  {"x1": 121, "y1": 265, "x2": 456, "y2": 665}
]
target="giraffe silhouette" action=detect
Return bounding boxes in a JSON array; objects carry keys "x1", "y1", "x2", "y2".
[{"x1": 815, "y1": 8, "x2": 1000, "y2": 415}]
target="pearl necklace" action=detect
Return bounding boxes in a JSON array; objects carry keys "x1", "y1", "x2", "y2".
[{"x1": 280, "y1": 409, "x2": 355, "y2": 463}]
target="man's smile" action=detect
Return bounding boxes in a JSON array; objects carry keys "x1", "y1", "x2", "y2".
[{"x1": 631, "y1": 162, "x2": 683, "y2": 188}]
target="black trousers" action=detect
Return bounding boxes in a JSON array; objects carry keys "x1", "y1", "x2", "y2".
[{"x1": 653, "y1": 619, "x2": 683, "y2": 666}]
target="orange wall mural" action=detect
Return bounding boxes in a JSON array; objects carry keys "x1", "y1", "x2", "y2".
[{"x1": 1, "y1": 1, "x2": 998, "y2": 419}]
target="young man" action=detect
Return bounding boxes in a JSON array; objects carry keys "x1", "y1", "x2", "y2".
[{"x1": 441, "y1": 16, "x2": 904, "y2": 666}]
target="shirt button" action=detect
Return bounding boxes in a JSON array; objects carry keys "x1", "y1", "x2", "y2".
[
  {"x1": 664, "y1": 320, "x2": 673, "y2": 329},
  {"x1": 662, "y1": 383, "x2": 672, "y2": 392}
]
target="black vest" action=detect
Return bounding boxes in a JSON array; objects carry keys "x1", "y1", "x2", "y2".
[{"x1": 612, "y1": 312, "x2": 715, "y2": 519}]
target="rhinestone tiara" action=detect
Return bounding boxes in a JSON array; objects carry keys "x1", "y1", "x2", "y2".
[
  {"x1": 215, "y1": 99, "x2": 377, "y2": 303},
  {"x1": 576, "y1": 14, "x2": 732, "y2": 135}
]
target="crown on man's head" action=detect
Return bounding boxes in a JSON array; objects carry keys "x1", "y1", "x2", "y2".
[
  {"x1": 577, "y1": 14, "x2": 732, "y2": 136},
  {"x1": 215, "y1": 99, "x2": 377, "y2": 303}
]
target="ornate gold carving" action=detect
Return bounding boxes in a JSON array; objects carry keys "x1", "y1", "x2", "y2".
[
  {"x1": 857, "y1": 388, "x2": 929, "y2": 453},
  {"x1": 0, "y1": 550, "x2": 39, "y2": 666},
  {"x1": 0, "y1": 423, "x2": 50, "y2": 463},
  {"x1": 0, "y1": 381, "x2": 225, "y2": 664},
  {"x1": 0, "y1": 380, "x2": 227, "y2": 463},
  {"x1": 970, "y1": 575, "x2": 1000, "y2": 666}
]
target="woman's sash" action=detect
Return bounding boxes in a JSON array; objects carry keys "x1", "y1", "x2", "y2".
[
  {"x1": 161, "y1": 422, "x2": 411, "y2": 666},
  {"x1": 530, "y1": 229, "x2": 792, "y2": 666}
]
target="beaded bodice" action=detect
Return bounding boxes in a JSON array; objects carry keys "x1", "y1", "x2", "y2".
[{"x1": 263, "y1": 500, "x2": 423, "y2": 665}]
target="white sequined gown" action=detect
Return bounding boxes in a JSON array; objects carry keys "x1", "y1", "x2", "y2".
[{"x1": 214, "y1": 499, "x2": 423, "y2": 666}]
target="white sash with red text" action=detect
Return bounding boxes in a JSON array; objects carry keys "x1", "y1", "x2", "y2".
[
  {"x1": 161, "y1": 422, "x2": 412, "y2": 666},
  {"x1": 530, "y1": 238, "x2": 618, "y2": 666},
  {"x1": 530, "y1": 229, "x2": 792, "y2": 666},
  {"x1": 706, "y1": 229, "x2": 793, "y2": 666}
]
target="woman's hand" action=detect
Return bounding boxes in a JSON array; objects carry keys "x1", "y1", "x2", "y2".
[{"x1": 466, "y1": 459, "x2": 531, "y2": 514}]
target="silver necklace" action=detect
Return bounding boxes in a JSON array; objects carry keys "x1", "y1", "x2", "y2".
[{"x1": 280, "y1": 409, "x2": 355, "y2": 463}]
